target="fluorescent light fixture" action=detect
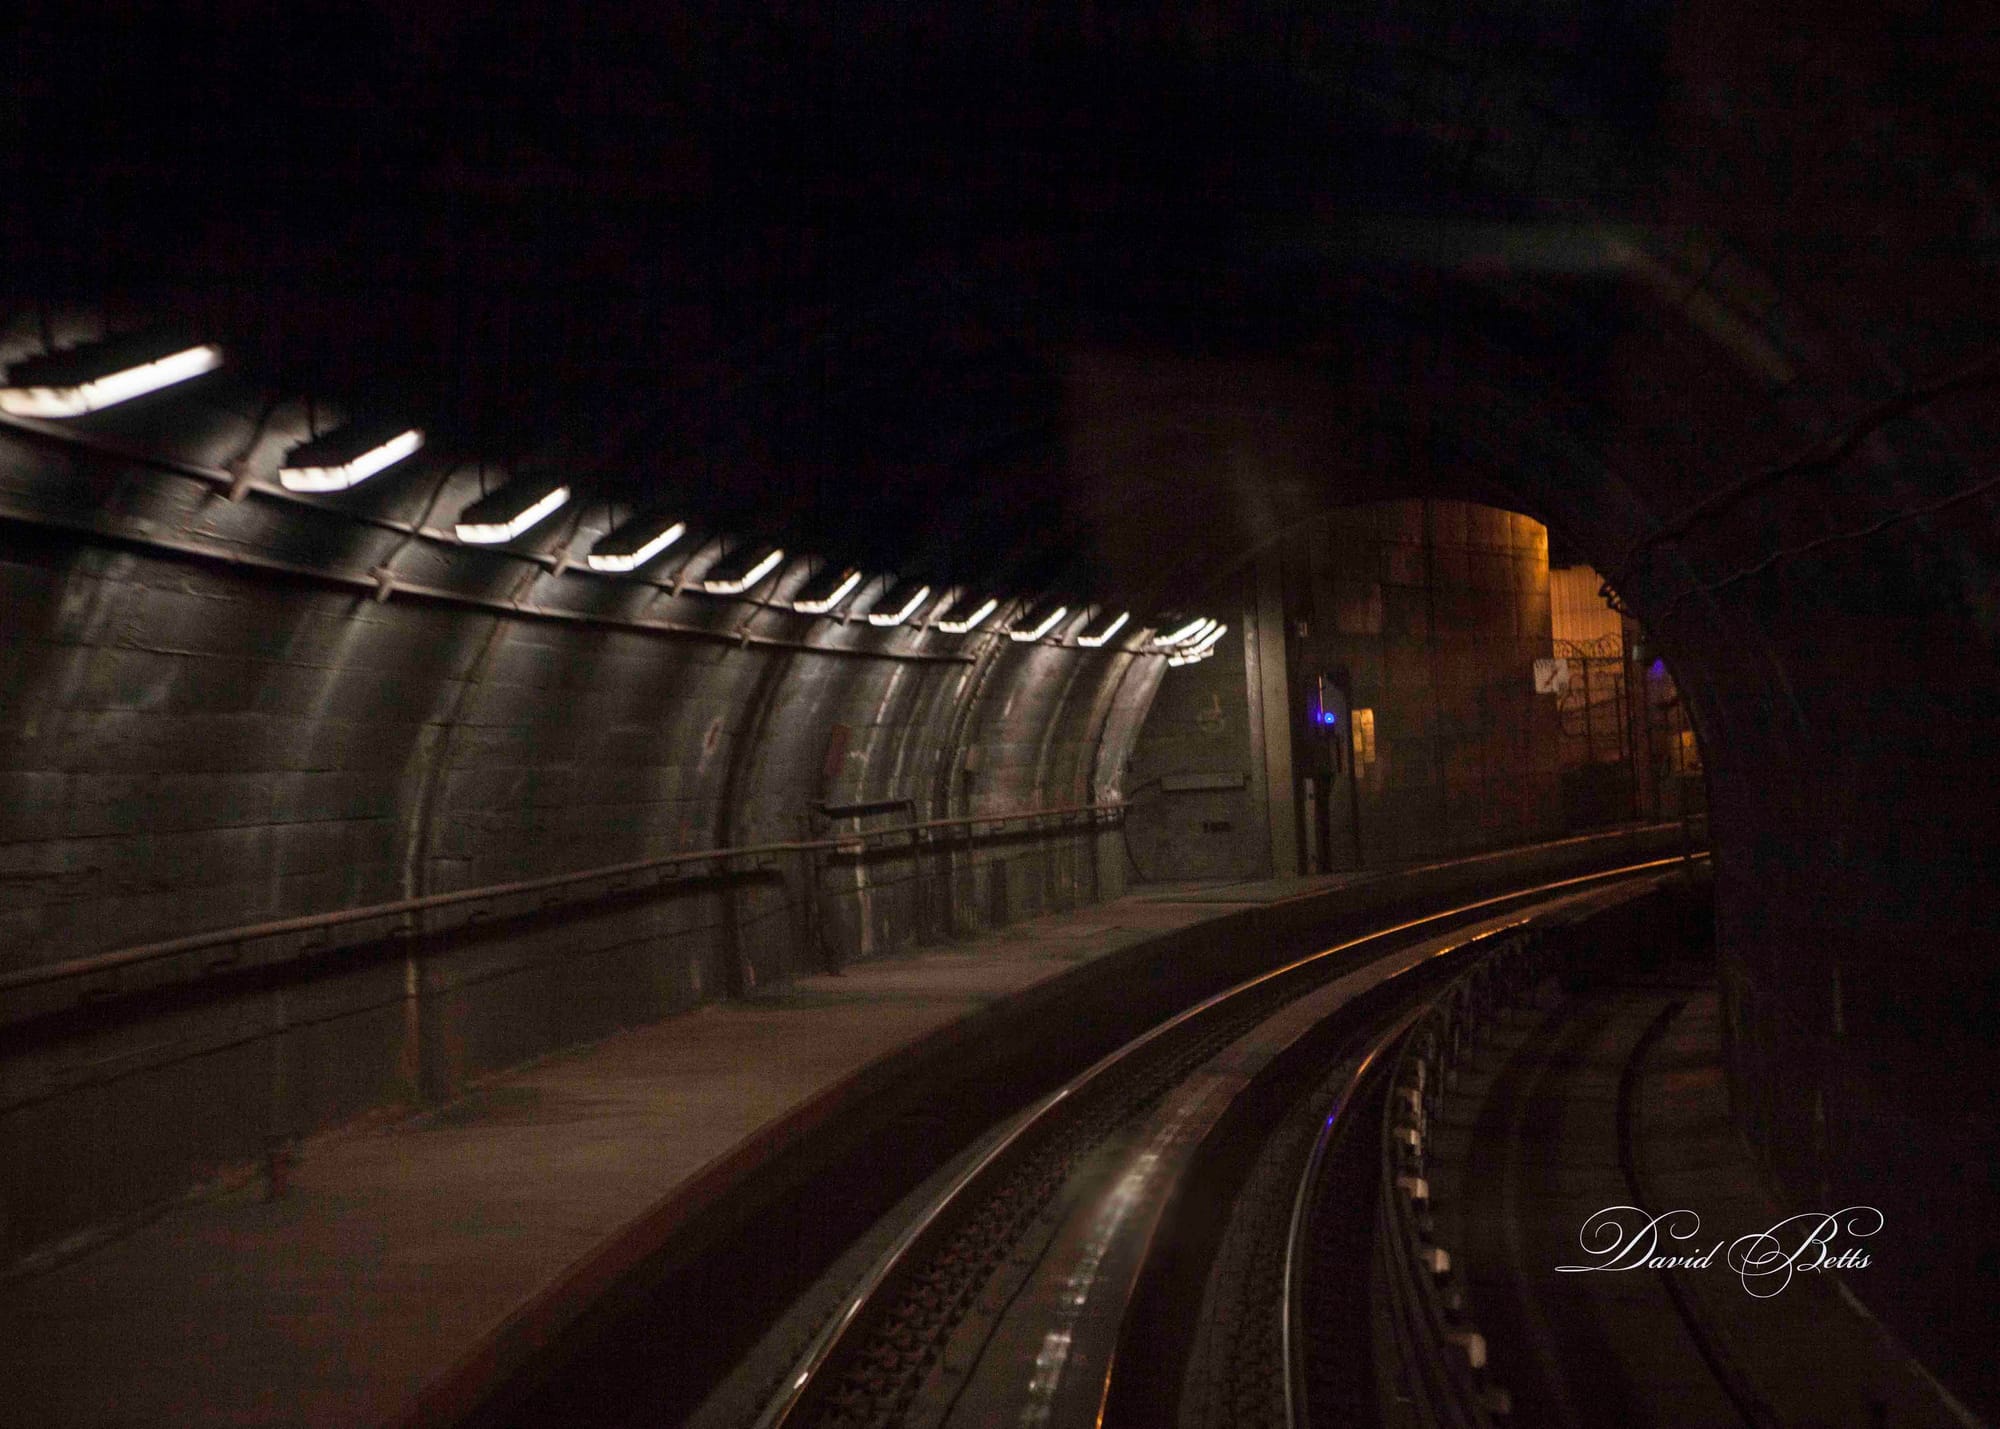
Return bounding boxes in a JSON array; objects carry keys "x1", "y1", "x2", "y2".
[
  {"x1": 0, "y1": 343, "x2": 223, "y2": 418},
  {"x1": 454, "y1": 483, "x2": 571, "y2": 544},
  {"x1": 702, "y1": 546, "x2": 785, "y2": 595},
  {"x1": 1161, "y1": 617, "x2": 1218, "y2": 650},
  {"x1": 1150, "y1": 616, "x2": 1212, "y2": 649},
  {"x1": 586, "y1": 518, "x2": 687, "y2": 572},
  {"x1": 278, "y1": 427, "x2": 423, "y2": 493},
  {"x1": 1186, "y1": 622, "x2": 1227, "y2": 656},
  {"x1": 867, "y1": 583, "x2": 933, "y2": 627},
  {"x1": 1168, "y1": 623, "x2": 1229, "y2": 665},
  {"x1": 935, "y1": 596, "x2": 999, "y2": 634},
  {"x1": 1076, "y1": 611, "x2": 1130, "y2": 648},
  {"x1": 793, "y1": 567, "x2": 862, "y2": 614},
  {"x1": 1009, "y1": 606, "x2": 1068, "y2": 643}
]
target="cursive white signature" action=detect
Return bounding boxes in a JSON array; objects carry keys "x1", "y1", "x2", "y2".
[{"x1": 1556, "y1": 1205, "x2": 1882, "y2": 1296}]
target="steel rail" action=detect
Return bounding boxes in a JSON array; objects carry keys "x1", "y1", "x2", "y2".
[
  {"x1": 0, "y1": 801, "x2": 1120, "y2": 998},
  {"x1": 1072, "y1": 921, "x2": 1532, "y2": 1429},
  {"x1": 1616, "y1": 999, "x2": 1781, "y2": 1428},
  {"x1": 1281, "y1": 1006, "x2": 1423, "y2": 1429},
  {"x1": 752, "y1": 854, "x2": 1694, "y2": 1429},
  {"x1": 1362, "y1": 862, "x2": 1704, "y2": 1429}
]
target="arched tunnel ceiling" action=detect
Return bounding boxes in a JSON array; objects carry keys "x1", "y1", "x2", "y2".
[{"x1": 4, "y1": 2, "x2": 1995, "y2": 617}]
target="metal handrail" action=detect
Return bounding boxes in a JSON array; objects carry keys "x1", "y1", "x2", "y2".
[{"x1": 0, "y1": 799, "x2": 1122, "y2": 997}]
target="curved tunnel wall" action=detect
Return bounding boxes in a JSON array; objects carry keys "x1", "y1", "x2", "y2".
[
  {"x1": 1329, "y1": 243, "x2": 2000, "y2": 1403},
  {"x1": 1061, "y1": 184, "x2": 1999, "y2": 1400},
  {"x1": 0, "y1": 412, "x2": 1160, "y2": 1267}
]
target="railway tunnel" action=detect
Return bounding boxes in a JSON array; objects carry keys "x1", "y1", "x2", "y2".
[{"x1": 1, "y1": 4, "x2": 1995, "y2": 1426}]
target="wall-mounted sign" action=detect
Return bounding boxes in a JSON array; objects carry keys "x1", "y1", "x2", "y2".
[{"x1": 1534, "y1": 657, "x2": 1571, "y2": 695}]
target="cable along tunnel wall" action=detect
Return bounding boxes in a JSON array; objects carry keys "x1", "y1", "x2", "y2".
[{"x1": 0, "y1": 425, "x2": 1164, "y2": 1270}]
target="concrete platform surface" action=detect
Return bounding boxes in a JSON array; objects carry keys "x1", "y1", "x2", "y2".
[{"x1": 0, "y1": 833, "x2": 1673, "y2": 1429}]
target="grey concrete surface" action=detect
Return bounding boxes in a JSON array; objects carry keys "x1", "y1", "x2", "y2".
[{"x1": 0, "y1": 896, "x2": 1205, "y2": 1429}]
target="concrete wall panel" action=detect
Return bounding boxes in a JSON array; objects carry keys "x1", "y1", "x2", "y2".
[
  {"x1": 0, "y1": 430, "x2": 1167, "y2": 1267},
  {"x1": 1126, "y1": 500, "x2": 1564, "y2": 880}
]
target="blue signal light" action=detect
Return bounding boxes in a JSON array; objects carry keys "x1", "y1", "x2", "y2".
[{"x1": 1306, "y1": 680, "x2": 1343, "y2": 729}]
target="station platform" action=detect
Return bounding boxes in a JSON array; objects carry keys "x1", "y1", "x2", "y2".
[{"x1": 0, "y1": 829, "x2": 1683, "y2": 1428}]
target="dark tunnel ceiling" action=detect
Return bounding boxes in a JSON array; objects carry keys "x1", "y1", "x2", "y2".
[{"x1": 4, "y1": 3, "x2": 1990, "y2": 610}]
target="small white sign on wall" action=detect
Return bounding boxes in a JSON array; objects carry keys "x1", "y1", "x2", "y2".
[{"x1": 1533, "y1": 657, "x2": 1571, "y2": 695}]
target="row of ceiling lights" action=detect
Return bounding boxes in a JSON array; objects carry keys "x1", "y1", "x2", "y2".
[{"x1": 0, "y1": 333, "x2": 1227, "y2": 663}]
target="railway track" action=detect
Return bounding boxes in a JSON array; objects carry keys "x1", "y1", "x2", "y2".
[{"x1": 746, "y1": 860, "x2": 1688, "y2": 1429}]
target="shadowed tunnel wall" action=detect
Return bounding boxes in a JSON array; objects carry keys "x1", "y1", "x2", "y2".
[
  {"x1": 1122, "y1": 500, "x2": 1568, "y2": 884},
  {"x1": 0, "y1": 414, "x2": 1163, "y2": 1268}
]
